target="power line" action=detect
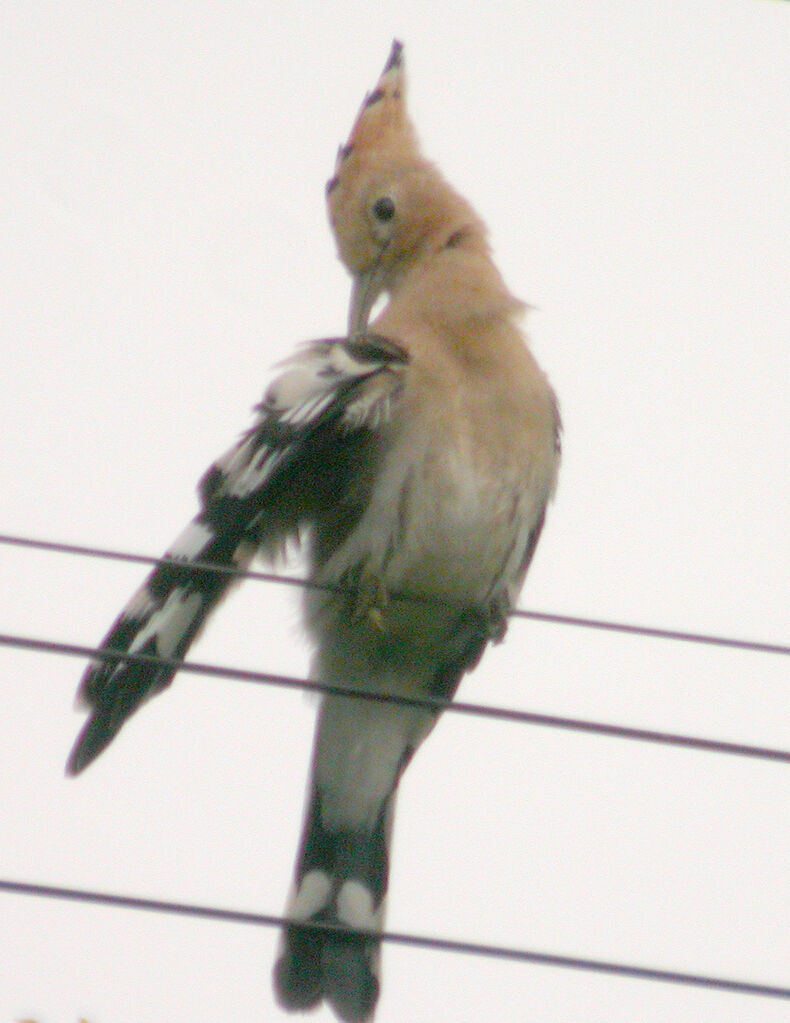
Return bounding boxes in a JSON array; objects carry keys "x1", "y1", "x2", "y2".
[
  {"x1": 517, "y1": 608, "x2": 790, "y2": 657},
  {"x1": 2, "y1": 878, "x2": 788, "y2": 1001},
  {"x1": 0, "y1": 531, "x2": 787, "y2": 656},
  {"x1": 4, "y1": 545, "x2": 788, "y2": 1011},
  {"x1": 2, "y1": 630, "x2": 789, "y2": 765}
]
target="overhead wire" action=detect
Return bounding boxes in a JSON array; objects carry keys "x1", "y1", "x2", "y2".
[
  {"x1": 2, "y1": 535, "x2": 789, "y2": 1003},
  {"x1": 1, "y1": 532, "x2": 788, "y2": 767},
  {"x1": 1, "y1": 531, "x2": 787, "y2": 656},
  {"x1": 2, "y1": 878, "x2": 789, "y2": 1002},
  {"x1": 1, "y1": 630, "x2": 789, "y2": 765}
]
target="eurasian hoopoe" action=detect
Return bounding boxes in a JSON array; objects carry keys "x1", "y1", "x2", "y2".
[{"x1": 67, "y1": 41, "x2": 560, "y2": 1022}]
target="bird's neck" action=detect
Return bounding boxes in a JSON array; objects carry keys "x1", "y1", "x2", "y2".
[{"x1": 390, "y1": 242, "x2": 524, "y2": 331}]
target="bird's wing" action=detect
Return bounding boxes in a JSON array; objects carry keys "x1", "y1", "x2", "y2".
[{"x1": 67, "y1": 333, "x2": 407, "y2": 775}]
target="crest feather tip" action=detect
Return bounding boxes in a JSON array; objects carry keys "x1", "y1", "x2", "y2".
[{"x1": 384, "y1": 40, "x2": 404, "y2": 73}]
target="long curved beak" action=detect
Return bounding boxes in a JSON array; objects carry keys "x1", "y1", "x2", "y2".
[{"x1": 348, "y1": 264, "x2": 388, "y2": 335}]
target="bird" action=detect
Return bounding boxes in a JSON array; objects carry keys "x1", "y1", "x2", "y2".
[{"x1": 66, "y1": 40, "x2": 560, "y2": 1022}]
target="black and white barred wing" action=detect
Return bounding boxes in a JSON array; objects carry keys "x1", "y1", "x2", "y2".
[{"x1": 67, "y1": 335, "x2": 407, "y2": 775}]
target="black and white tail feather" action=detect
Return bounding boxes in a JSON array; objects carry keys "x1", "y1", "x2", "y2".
[{"x1": 66, "y1": 334, "x2": 406, "y2": 777}]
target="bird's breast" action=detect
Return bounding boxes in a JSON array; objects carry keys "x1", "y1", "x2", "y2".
[{"x1": 383, "y1": 437, "x2": 541, "y2": 604}]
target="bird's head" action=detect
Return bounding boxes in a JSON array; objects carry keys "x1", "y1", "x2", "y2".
[{"x1": 327, "y1": 41, "x2": 487, "y2": 334}]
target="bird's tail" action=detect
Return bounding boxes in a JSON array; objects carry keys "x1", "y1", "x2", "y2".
[
  {"x1": 273, "y1": 600, "x2": 490, "y2": 1020},
  {"x1": 66, "y1": 518, "x2": 254, "y2": 775},
  {"x1": 273, "y1": 782, "x2": 394, "y2": 1023},
  {"x1": 273, "y1": 659, "x2": 439, "y2": 1023}
]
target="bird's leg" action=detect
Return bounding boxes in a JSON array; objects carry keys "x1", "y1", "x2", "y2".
[{"x1": 351, "y1": 570, "x2": 390, "y2": 631}]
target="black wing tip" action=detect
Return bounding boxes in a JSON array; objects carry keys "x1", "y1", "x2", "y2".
[
  {"x1": 65, "y1": 713, "x2": 116, "y2": 776},
  {"x1": 65, "y1": 742, "x2": 94, "y2": 777}
]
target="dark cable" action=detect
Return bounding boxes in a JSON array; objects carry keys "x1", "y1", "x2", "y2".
[
  {"x1": 515, "y1": 608, "x2": 790, "y2": 657},
  {"x1": 1, "y1": 878, "x2": 788, "y2": 1001},
  {"x1": 2, "y1": 630, "x2": 789, "y2": 765},
  {"x1": 0, "y1": 532, "x2": 787, "y2": 656}
]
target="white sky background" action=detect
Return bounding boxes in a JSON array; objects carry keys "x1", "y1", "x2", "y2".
[{"x1": 1, "y1": 2, "x2": 788, "y2": 1021}]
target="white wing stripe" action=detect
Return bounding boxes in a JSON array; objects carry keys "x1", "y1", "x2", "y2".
[
  {"x1": 167, "y1": 521, "x2": 214, "y2": 560},
  {"x1": 212, "y1": 340, "x2": 403, "y2": 503},
  {"x1": 128, "y1": 588, "x2": 204, "y2": 658}
]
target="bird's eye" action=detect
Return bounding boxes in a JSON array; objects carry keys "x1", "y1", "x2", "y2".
[{"x1": 372, "y1": 196, "x2": 396, "y2": 222}]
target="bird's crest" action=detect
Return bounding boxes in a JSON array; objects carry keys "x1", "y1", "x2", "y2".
[
  {"x1": 326, "y1": 40, "x2": 418, "y2": 205},
  {"x1": 326, "y1": 41, "x2": 427, "y2": 315}
]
